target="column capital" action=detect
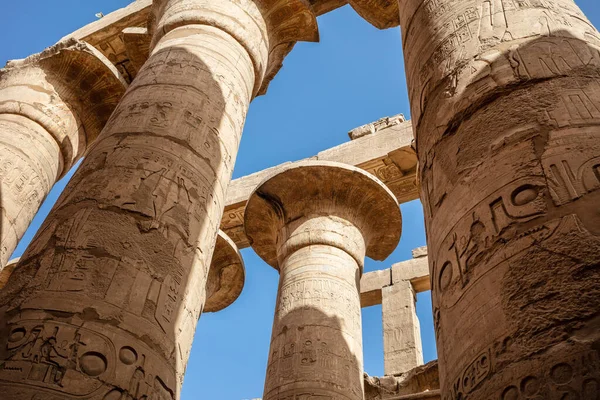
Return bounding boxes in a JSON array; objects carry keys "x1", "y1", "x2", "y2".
[
  {"x1": 0, "y1": 39, "x2": 127, "y2": 173},
  {"x1": 205, "y1": 230, "x2": 245, "y2": 313},
  {"x1": 347, "y1": 0, "x2": 400, "y2": 30},
  {"x1": 150, "y1": 0, "x2": 319, "y2": 97},
  {"x1": 244, "y1": 160, "x2": 402, "y2": 269}
]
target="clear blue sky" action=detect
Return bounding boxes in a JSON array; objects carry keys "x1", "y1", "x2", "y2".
[{"x1": 1, "y1": 1, "x2": 599, "y2": 399}]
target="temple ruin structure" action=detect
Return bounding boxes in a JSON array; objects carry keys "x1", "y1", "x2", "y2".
[{"x1": 0, "y1": 0, "x2": 598, "y2": 399}]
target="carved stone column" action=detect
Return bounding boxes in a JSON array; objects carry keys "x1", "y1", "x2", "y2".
[
  {"x1": 0, "y1": 40, "x2": 126, "y2": 268},
  {"x1": 382, "y1": 281, "x2": 422, "y2": 376},
  {"x1": 245, "y1": 160, "x2": 402, "y2": 399},
  {"x1": 0, "y1": 1, "x2": 317, "y2": 399},
  {"x1": 398, "y1": 0, "x2": 600, "y2": 398}
]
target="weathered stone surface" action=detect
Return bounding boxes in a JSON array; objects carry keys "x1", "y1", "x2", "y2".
[
  {"x1": 0, "y1": 39, "x2": 126, "y2": 268},
  {"x1": 365, "y1": 361, "x2": 440, "y2": 399},
  {"x1": 0, "y1": 1, "x2": 317, "y2": 398},
  {"x1": 359, "y1": 248, "x2": 430, "y2": 308},
  {"x1": 391, "y1": 257, "x2": 429, "y2": 293},
  {"x1": 122, "y1": 26, "x2": 151, "y2": 77},
  {"x1": 361, "y1": 268, "x2": 392, "y2": 307},
  {"x1": 411, "y1": 246, "x2": 427, "y2": 259},
  {"x1": 399, "y1": 0, "x2": 600, "y2": 397},
  {"x1": 349, "y1": 113, "x2": 406, "y2": 140},
  {"x1": 347, "y1": 0, "x2": 400, "y2": 29},
  {"x1": 63, "y1": 0, "x2": 153, "y2": 82},
  {"x1": 66, "y1": 0, "x2": 332, "y2": 87},
  {"x1": 222, "y1": 119, "x2": 417, "y2": 249},
  {"x1": 205, "y1": 230, "x2": 245, "y2": 313},
  {"x1": 383, "y1": 282, "x2": 423, "y2": 376},
  {"x1": 245, "y1": 160, "x2": 401, "y2": 400},
  {"x1": 0, "y1": 258, "x2": 19, "y2": 289}
]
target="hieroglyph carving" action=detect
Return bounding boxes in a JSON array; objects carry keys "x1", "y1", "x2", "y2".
[
  {"x1": 398, "y1": 0, "x2": 600, "y2": 398},
  {"x1": 0, "y1": 0, "x2": 317, "y2": 398},
  {"x1": 0, "y1": 40, "x2": 125, "y2": 268}
]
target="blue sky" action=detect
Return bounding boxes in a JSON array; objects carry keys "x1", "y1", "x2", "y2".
[{"x1": 1, "y1": 1, "x2": 599, "y2": 399}]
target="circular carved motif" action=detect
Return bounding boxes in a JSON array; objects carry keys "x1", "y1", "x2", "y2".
[
  {"x1": 439, "y1": 261, "x2": 453, "y2": 291},
  {"x1": 511, "y1": 184, "x2": 539, "y2": 206},
  {"x1": 520, "y1": 376, "x2": 540, "y2": 396},
  {"x1": 8, "y1": 327, "x2": 26, "y2": 343},
  {"x1": 550, "y1": 363, "x2": 574, "y2": 385},
  {"x1": 79, "y1": 351, "x2": 107, "y2": 376},
  {"x1": 119, "y1": 346, "x2": 138, "y2": 365},
  {"x1": 501, "y1": 386, "x2": 519, "y2": 400}
]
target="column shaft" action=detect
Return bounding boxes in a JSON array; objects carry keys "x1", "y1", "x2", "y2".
[
  {"x1": 382, "y1": 281, "x2": 423, "y2": 376},
  {"x1": 265, "y1": 244, "x2": 364, "y2": 400},
  {"x1": 0, "y1": 40, "x2": 126, "y2": 268},
  {"x1": 0, "y1": 115, "x2": 62, "y2": 264},
  {"x1": 0, "y1": 19, "x2": 257, "y2": 400},
  {"x1": 398, "y1": 0, "x2": 600, "y2": 398},
  {"x1": 244, "y1": 161, "x2": 402, "y2": 400}
]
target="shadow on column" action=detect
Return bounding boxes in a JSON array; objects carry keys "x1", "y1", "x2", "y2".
[
  {"x1": 265, "y1": 305, "x2": 364, "y2": 400},
  {"x1": 419, "y1": 30, "x2": 600, "y2": 399},
  {"x1": 0, "y1": 40, "x2": 230, "y2": 400}
]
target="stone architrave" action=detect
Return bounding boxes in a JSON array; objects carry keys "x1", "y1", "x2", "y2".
[
  {"x1": 398, "y1": 0, "x2": 600, "y2": 397},
  {"x1": 0, "y1": 39, "x2": 126, "y2": 268},
  {"x1": 0, "y1": 1, "x2": 317, "y2": 399},
  {"x1": 244, "y1": 160, "x2": 402, "y2": 399}
]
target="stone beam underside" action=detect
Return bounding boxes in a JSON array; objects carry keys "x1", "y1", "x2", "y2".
[{"x1": 63, "y1": 0, "x2": 349, "y2": 83}]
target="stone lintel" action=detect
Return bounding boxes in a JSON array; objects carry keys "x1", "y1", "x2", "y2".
[
  {"x1": 60, "y1": 0, "x2": 346, "y2": 84},
  {"x1": 359, "y1": 247, "x2": 430, "y2": 308},
  {"x1": 223, "y1": 120, "x2": 417, "y2": 250},
  {"x1": 121, "y1": 27, "x2": 150, "y2": 78},
  {"x1": 391, "y1": 256, "x2": 430, "y2": 293},
  {"x1": 61, "y1": 0, "x2": 152, "y2": 82},
  {"x1": 361, "y1": 268, "x2": 392, "y2": 307}
]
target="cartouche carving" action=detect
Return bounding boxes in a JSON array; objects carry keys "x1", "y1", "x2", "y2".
[
  {"x1": 398, "y1": 0, "x2": 600, "y2": 397},
  {"x1": 0, "y1": 1, "x2": 317, "y2": 398}
]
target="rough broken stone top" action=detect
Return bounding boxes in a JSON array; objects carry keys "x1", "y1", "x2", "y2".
[
  {"x1": 244, "y1": 160, "x2": 402, "y2": 270},
  {"x1": 205, "y1": 230, "x2": 245, "y2": 313}
]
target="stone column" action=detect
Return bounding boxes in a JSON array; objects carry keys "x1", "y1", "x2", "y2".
[
  {"x1": 245, "y1": 160, "x2": 402, "y2": 399},
  {"x1": 398, "y1": 0, "x2": 600, "y2": 398},
  {"x1": 0, "y1": 40, "x2": 126, "y2": 268},
  {"x1": 382, "y1": 282, "x2": 423, "y2": 376},
  {"x1": 0, "y1": 1, "x2": 317, "y2": 399}
]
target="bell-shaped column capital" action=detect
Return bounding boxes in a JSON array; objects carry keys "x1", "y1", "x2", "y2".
[
  {"x1": 244, "y1": 160, "x2": 402, "y2": 270},
  {"x1": 205, "y1": 230, "x2": 245, "y2": 313},
  {"x1": 0, "y1": 39, "x2": 127, "y2": 170},
  {"x1": 150, "y1": 0, "x2": 319, "y2": 97}
]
